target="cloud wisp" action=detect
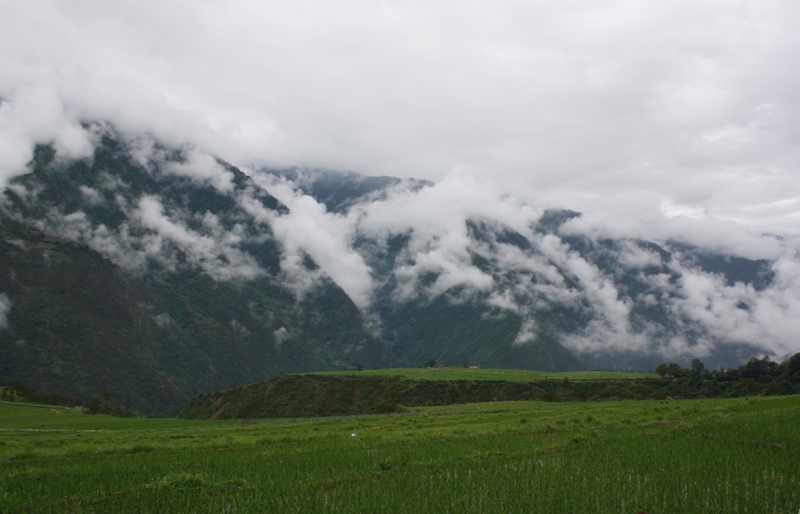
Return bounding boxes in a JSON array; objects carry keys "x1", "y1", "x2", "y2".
[
  {"x1": 0, "y1": 87, "x2": 93, "y2": 187},
  {"x1": 0, "y1": 293, "x2": 11, "y2": 330}
]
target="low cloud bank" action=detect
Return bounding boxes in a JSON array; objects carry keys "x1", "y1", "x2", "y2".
[
  {"x1": 257, "y1": 167, "x2": 800, "y2": 361},
  {"x1": 3, "y1": 127, "x2": 273, "y2": 283},
  {"x1": 1, "y1": 92, "x2": 799, "y2": 363},
  {"x1": 0, "y1": 87, "x2": 93, "y2": 187}
]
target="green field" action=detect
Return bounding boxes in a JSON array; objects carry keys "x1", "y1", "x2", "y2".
[
  {"x1": 2, "y1": 395, "x2": 799, "y2": 512},
  {"x1": 312, "y1": 367, "x2": 658, "y2": 381}
]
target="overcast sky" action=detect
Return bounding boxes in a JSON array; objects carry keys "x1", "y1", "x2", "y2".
[{"x1": 2, "y1": 0, "x2": 800, "y2": 236}]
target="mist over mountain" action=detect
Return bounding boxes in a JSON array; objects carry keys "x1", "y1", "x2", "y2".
[
  {"x1": 266, "y1": 168, "x2": 433, "y2": 215},
  {"x1": 257, "y1": 167, "x2": 790, "y2": 371},
  {"x1": 0, "y1": 126, "x2": 391, "y2": 415},
  {"x1": 0, "y1": 117, "x2": 798, "y2": 414}
]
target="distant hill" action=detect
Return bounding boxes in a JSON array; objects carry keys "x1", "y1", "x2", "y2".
[
  {"x1": 177, "y1": 353, "x2": 800, "y2": 420},
  {"x1": 174, "y1": 372, "x2": 661, "y2": 419},
  {"x1": 312, "y1": 367, "x2": 657, "y2": 381}
]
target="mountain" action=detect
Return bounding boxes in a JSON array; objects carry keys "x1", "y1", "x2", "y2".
[
  {"x1": 258, "y1": 167, "x2": 776, "y2": 372},
  {"x1": 265, "y1": 168, "x2": 409, "y2": 214},
  {"x1": 0, "y1": 128, "x2": 391, "y2": 415},
  {"x1": 0, "y1": 123, "x2": 787, "y2": 415}
]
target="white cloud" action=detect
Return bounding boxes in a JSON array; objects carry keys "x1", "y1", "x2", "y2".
[
  {"x1": 0, "y1": 86, "x2": 92, "y2": 186},
  {"x1": 79, "y1": 185, "x2": 102, "y2": 204},
  {"x1": 253, "y1": 166, "x2": 800, "y2": 360},
  {"x1": 558, "y1": 191, "x2": 787, "y2": 261},
  {"x1": 41, "y1": 188, "x2": 266, "y2": 282},
  {"x1": 614, "y1": 242, "x2": 663, "y2": 270},
  {"x1": 273, "y1": 326, "x2": 289, "y2": 351},
  {"x1": 153, "y1": 312, "x2": 174, "y2": 328},
  {"x1": 513, "y1": 318, "x2": 537, "y2": 346},
  {"x1": 133, "y1": 196, "x2": 263, "y2": 281},
  {"x1": 664, "y1": 251, "x2": 800, "y2": 358},
  {"x1": 261, "y1": 177, "x2": 374, "y2": 309},
  {"x1": 164, "y1": 149, "x2": 234, "y2": 192},
  {"x1": 0, "y1": 293, "x2": 10, "y2": 329},
  {"x1": 350, "y1": 170, "x2": 540, "y2": 301}
]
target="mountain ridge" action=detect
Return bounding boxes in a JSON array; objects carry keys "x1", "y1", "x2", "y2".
[
  {"x1": 0, "y1": 128, "x2": 393, "y2": 415},
  {"x1": 0, "y1": 123, "x2": 789, "y2": 415}
]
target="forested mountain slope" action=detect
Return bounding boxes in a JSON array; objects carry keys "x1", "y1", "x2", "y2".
[
  {"x1": 0, "y1": 129, "x2": 390, "y2": 415},
  {"x1": 0, "y1": 124, "x2": 789, "y2": 415}
]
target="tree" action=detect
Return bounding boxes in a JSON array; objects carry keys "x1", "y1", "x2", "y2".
[
  {"x1": 689, "y1": 359, "x2": 707, "y2": 384},
  {"x1": 691, "y1": 359, "x2": 706, "y2": 376},
  {"x1": 666, "y1": 362, "x2": 686, "y2": 378},
  {"x1": 741, "y1": 378, "x2": 759, "y2": 394},
  {"x1": 740, "y1": 356, "x2": 775, "y2": 380},
  {"x1": 765, "y1": 381, "x2": 782, "y2": 395},
  {"x1": 784, "y1": 353, "x2": 800, "y2": 383}
]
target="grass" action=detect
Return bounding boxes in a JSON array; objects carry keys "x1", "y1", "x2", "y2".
[
  {"x1": 311, "y1": 367, "x2": 658, "y2": 381},
  {"x1": 1, "y1": 396, "x2": 799, "y2": 512}
]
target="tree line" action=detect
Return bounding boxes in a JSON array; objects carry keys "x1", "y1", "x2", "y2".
[
  {"x1": 0, "y1": 381, "x2": 132, "y2": 416},
  {"x1": 653, "y1": 353, "x2": 800, "y2": 397}
]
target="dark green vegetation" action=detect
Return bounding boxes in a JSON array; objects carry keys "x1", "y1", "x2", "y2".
[
  {"x1": 374, "y1": 294, "x2": 587, "y2": 372},
  {"x1": 317, "y1": 367, "x2": 657, "y2": 381},
  {"x1": 0, "y1": 135, "x2": 389, "y2": 416},
  {"x1": 1, "y1": 380, "x2": 81, "y2": 407},
  {"x1": 654, "y1": 354, "x2": 800, "y2": 397},
  {"x1": 2, "y1": 396, "x2": 799, "y2": 512},
  {"x1": 176, "y1": 373, "x2": 659, "y2": 419},
  {"x1": 0, "y1": 380, "x2": 131, "y2": 419},
  {"x1": 176, "y1": 356, "x2": 800, "y2": 419}
]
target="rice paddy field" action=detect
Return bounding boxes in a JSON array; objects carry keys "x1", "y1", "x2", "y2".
[{"x1": 1, "y1": 395, "x2": 799, "y2": 513}]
